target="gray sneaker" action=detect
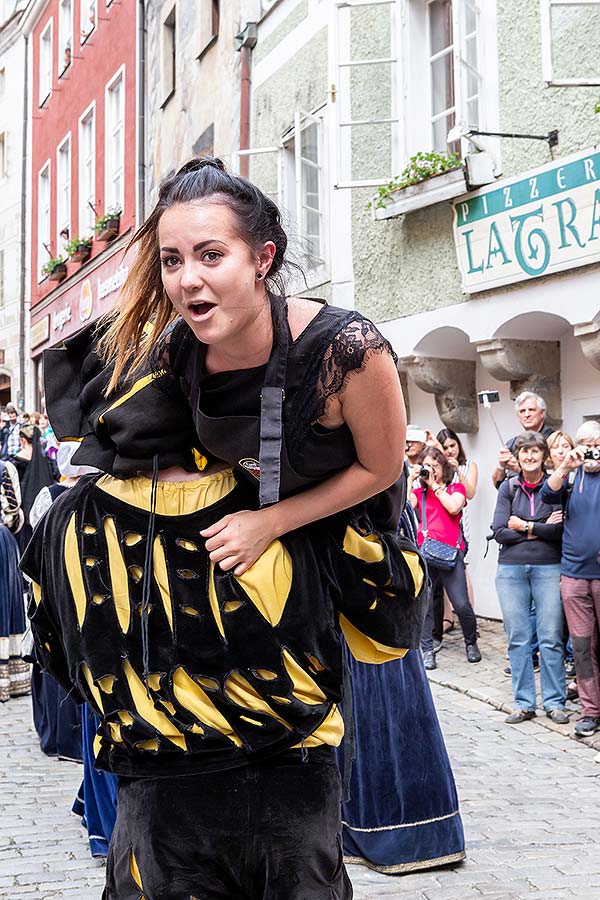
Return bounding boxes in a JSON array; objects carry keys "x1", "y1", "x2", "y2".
[
  {"x1": 546, "y1": 708, "x2": 570, "y2": 725},
  {"x1": 574, "y1": 716, "x2": 600, "y2": 736},
  {"x1": 505, "y1": 708, "x2": 536, "y2": 724},
  {"x1": 422, "y1": 650, "x2": 437, "y2": 671}
]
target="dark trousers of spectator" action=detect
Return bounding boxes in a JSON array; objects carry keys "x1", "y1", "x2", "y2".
[
  {"x1": 560, "y1": 576, "x2": 600, "y2": 717},
  {"x1": 431, "y1": 580, "x2": 445, "y2": 645},
  {"x1": 421, "y1": 554, "x2": 478, "y2": 652}
]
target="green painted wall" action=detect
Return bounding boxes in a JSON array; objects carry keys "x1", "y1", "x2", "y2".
[
  {"x1": 253, "y1": 0, "x2": 309, "y2": 66},
  {"x1": 251, "y1": 0, "x2": 600, "y2": 322}
]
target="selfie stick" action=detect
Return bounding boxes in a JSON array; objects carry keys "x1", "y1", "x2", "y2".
[{"x1": 481, "y1": 392, "x2": 506, "y2": 446}]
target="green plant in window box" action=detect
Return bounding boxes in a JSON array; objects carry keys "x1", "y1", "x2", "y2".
[
  {"x1": 65, "y1": 236, "x2": 93, "y2": 263},
  {"x1": 95, "y1": 206, "x2": 122, "y2": 241},
  {"x1": 42, "y1": 256, "x2": 67, "y2": 282},
  {"x1": 367, "y1": 150, "x2": 462, "y2": 210}
]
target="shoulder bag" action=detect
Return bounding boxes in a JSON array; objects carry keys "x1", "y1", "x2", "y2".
[{"x1": 420, "y1": 489, "x2": 461, "y2": 571}]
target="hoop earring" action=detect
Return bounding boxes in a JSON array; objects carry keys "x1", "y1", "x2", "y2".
[{"x1": 255, "y1": 272, "x2": 263, "y2": 280}]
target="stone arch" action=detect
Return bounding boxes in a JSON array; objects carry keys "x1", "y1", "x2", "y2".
[{"x1": 400, "y1": 326, "x2": 478, "y2": 433}]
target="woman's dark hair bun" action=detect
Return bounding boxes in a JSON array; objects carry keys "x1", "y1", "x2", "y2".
[{"x1": 175, "y1": 157, "x2": 227, "y2": 177}]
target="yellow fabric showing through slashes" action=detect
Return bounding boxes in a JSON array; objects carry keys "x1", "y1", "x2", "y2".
[
  {"x1": 93, "y1": 733, "x2": 102, "y2": 759},
  {"x1": 403, "y1": 549, "x2": 425, "y2": 595},
  {"x1": 129, "y1": 850, "x2": 144, "y2": 890},
  {"x1": 224, "y1": 672, "x2": 291, "y2": 730},
  {"x1": 338, "y1": 613, "x2": 409, "y2": 664},
  {"x1": 81, "y1": 663, "x2": 104, "y2": 713},
  {"x1": 64, "y1": 513, "x2": 87, "y2": 627},
  {"x1": 97, "y1": 674, "x2": 116, "y2": 694},
  {"x1": 98, "y1": 370, "x2": 166, "y2": 424},
  {"x1": 31, "y1": 582, "x2": 42, "y2": 610},
  {"x1": 234, "y1": 540, "x2": 292, "y2": 627},
  {"x1": 118, "y1": 710, "x2": 134, "y2": 726},
  {"x1": 282, "y1": 649, "x2": 327, "y2": 705},
  {"x1": 103, "y1": 516, "x2": 131, "y2": 635},
  {"x1": 208, "y1": 561, "x2": 225, "y2": 639},
  {"x1": 342, "y1": 527, "x2": 385, "y2": 564},
  {"x1": 172, "y1": 667, "x2": 242, "y2": 747},
  {"x1": 293, "y1": 705, "x2": 344, "y2": 749},
  {"x1": 152, "y1": 535, "x2": 173, "y2": 631},
  {"x1": 122, "y1": 659, "x2": 187, "y2": 751},
  {"x1": 95, "y1": 470, "x2": 236, "y2": 516},
  {"x1": 108, "y1": 722, "x2": 123, "y2": 743}
]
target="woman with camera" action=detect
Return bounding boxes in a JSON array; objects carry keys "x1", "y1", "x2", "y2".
[
  {"x1": 409, "y1": 447, "x2": 481, "y2": 670},
  {"x1": 492, "y1": 433, "x2": 568, "y2": 725}
]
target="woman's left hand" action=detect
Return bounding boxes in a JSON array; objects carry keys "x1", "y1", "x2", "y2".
[{"x1": 200, "y1": 510, "x2": 276, "y2": 575}]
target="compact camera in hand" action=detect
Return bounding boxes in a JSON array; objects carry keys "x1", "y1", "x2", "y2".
[
  {"x1": 419, "y1": 466, "x2": 431, "y2": 479},
  {"x1": 583, "y1": 447, "x2": 600, "y2": 460}
]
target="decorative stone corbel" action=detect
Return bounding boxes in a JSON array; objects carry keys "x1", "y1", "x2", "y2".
[
  {"x1": 476, "y1": 339, "x2": 562, "y2": 427},
  {"x1": 574, "y1": 322, "x2": 600, "y2": 373},
  {"x1": 398, "y1": 355, "x2": 478, "y2": 433}
]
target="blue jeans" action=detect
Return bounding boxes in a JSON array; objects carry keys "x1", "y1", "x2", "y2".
[{"x1": 496, "y1": 564, "x2": 566, "y2": 711}]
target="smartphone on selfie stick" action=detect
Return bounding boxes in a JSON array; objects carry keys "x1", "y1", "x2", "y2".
[{"x1": 477, "y1": 390, "x2": 506, "y2": 446}]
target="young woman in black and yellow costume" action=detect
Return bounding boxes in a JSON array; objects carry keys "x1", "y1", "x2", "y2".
[{"x1": 23, "y1": 313, "x2": 426, "y2": 898}]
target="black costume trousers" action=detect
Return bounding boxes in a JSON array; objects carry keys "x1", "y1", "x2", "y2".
[{"x1": 102, "y1": 747, "x2": 352, "y2": 900}]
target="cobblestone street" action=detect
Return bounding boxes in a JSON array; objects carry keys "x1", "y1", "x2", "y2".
[{"x1": 2, "y1": 633, "x2": 600, "y2": 899}]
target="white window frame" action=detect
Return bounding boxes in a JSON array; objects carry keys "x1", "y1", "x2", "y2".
[
  {"x1": 58, "y1": 0, "x2": 73, "y2": 76},
  {"x1": 104, "y1": 66, "x2": 125, "y2": 213},
  {"x1": 80, "y1": 0, "x2": 96, "y2": 45},
  {"x1": 0, "y1": 248, "x2": 4, "y2": 308},
  {"x1": 426, "y1": 0, "x2": 482, "y2": 153},
  {"x1": 282, "y1": 109, "x2": 329, "y2": 286},
  {"x1": 231, "y1": 146, "x2": 283, "y2": 207},
  {"x1": 78, "y1": 102, "x2": 96, "y2": 236},
  {"x1": 540, "y1": 0, "x2": 600, "y2": 86},
  {"x1": 56, "y1": 133, "x2": 71, "y2": 254},
  {"x1": 329, "y1": 0, "x2": 498, "y2": 192},
  {"x1": 329, "y1": 0, "x2": 402, "y2": 189},
  {"x1": 38, "y1": 161, "x2": 51, "y2": 281},
  {"x1": 39, "y1": 19, "x2": 53, "y2": 106}
]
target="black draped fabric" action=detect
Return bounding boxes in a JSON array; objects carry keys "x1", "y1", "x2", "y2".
[{"x1": 43, "y1": 322, "x2": 206, "y2": 477}]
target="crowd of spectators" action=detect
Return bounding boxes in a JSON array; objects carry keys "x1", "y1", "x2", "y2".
[{"x1": 407, "y1": 391, "x2": 600, "y2": 736}]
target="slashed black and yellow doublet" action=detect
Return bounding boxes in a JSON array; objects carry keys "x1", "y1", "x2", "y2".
[{"x1": 22, "y1": 470, "x2": 424, "y2": 777}]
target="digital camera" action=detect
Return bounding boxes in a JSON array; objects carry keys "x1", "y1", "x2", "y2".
[
  {"x1": 419, "y1": 466, "x2": 431, "y2": 479},
  {"x1": 583, "y1": 447, "x2": 600, "y2": 461}
]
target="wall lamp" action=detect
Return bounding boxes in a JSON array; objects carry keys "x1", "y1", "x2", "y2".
[{"x1": 447, "y1": 123, "x2": 559, "y2": 152}]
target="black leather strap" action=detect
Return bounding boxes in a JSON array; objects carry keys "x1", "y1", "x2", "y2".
[{"x1": 258, "y1": 295, "x2": 289, "y2": 507}]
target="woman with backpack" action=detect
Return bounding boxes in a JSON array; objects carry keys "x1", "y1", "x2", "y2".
[{"x1": 492, "y1": 432, "x2": 568, "y2": 725}]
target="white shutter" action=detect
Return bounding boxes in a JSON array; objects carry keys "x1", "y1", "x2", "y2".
[
  {"x1": 329, "y1": 0, "x2": 402, "y2": 189},
  {"x1": 540, "y1": 0, "x2": 600, "y2": 86}
]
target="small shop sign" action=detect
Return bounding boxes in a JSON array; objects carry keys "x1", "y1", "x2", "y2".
[{"x1": 453, "y1": 147, "x2": 600, "y2": 293}]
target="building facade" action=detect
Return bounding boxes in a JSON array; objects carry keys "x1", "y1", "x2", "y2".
[
  {"x1": 244, "y1": 0, "x2": 600, "y2": 617},
  {"x1": 0, "y1": 0, "x2": 30, "y2": 408},
  {"x1": 22, "y1": 0, "x2": 139, "y2": 409},
  {"x1": 143, "y1": 0, "x2": 260, "y2": 209}
]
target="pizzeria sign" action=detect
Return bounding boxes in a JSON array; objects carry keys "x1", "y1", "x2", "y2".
[{"x1": 453, "y1": 147, "x2": 600, "y2": 293}]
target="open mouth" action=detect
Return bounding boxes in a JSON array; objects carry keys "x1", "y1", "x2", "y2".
[{"x1": 188, "y1": 301, "x2": 216, "y2": 320}]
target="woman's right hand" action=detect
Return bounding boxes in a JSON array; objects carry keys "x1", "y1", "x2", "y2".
[{"x1": 546, "y1": 509, "x2": 563, "y2": 524}]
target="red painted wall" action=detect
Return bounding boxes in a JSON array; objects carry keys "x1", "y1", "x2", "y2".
[{"x1": 30, "y1": 0, "x2": 137, "y2": 308}]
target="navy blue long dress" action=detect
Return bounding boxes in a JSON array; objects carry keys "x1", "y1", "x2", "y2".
[
  {"x1": 341, "y1": 649, "x2": 465, "y2": 874},
  {"x1": 339, "y1": 504, "x2": 465, "y2": 874}
]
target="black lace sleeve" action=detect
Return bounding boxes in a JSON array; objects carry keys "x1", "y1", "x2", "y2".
[{"x1": 311, "y1": 315, "x2": 398, "y2": 422}]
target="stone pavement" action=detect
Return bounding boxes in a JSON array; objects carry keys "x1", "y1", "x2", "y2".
[
  {"x1": 427, "y1": 617, "x2": 600, "y2": 755},
  {"x1": 2, "y1": 655, "x2": 600, "y2": 899}
]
